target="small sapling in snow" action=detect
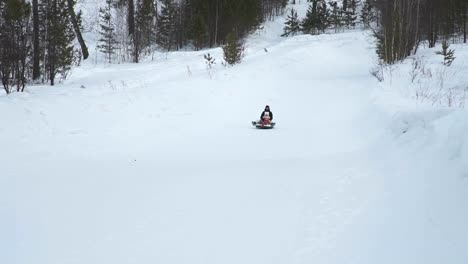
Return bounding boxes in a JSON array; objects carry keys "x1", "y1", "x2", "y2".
[
  {"x1": 204, "y1": 53, "x2": 216, "y2": 69},
  {"x1": 436, "y1": 40, "x2": 456, "y2": 66}
]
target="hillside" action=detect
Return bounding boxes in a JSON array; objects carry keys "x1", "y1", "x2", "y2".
[{"x1": 1, "y1": 2, "x2": 468, "y2": 264}]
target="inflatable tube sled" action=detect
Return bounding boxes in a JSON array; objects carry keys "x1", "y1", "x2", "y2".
[{"x1": 252, "y1": 121, "x2": 276, "y2": 129}]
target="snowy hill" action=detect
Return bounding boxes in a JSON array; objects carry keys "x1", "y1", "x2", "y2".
[{"x1": 2, "y1": 2, "x2": 468, "y2": 264}]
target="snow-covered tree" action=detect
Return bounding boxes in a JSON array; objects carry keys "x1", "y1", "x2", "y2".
[
  {"x1": 316, "y1": 0, "x2": 330, "y2": 33},
  {"x1": 360, "y1": 0, "x2": 376, "y2": 29},
  {"x1": 328, "y1": 1, "x2": 343, "y2": 32},
  {"x1": 343, "y1": 0, "x2": 358, "y2": 29}
]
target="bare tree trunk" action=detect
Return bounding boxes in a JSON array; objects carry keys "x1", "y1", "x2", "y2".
[
  {"x1": 49, "y1": 0, "x2": 57, "y2": 86},
  {"x1": 32, "y1": 0, "x2": 41, "y2": 80},
  {"x1": 413, "y1": 0, "x2": 421, "y2": 54},
  {"x1": 390, "y1": 0, "x2": 397, "y2": 63},
  {"x1": 128, "y1": 0, "x2": 135, "y2": 36},
  {"x1": 127, "y1": 0, "x2": 137, "y2": 62},
  {"x1": 214, "y1": 0, "x2": 219, "y2": 46},
  {"x1": 464, "y1": 4, "x2": 467, "y2": 43},
  {"x1": 464, "y1": 20, "x2": 467, "y2": 43},
  {"x1": 66, "y1": 0, "x2": 89, "y2": 60}
]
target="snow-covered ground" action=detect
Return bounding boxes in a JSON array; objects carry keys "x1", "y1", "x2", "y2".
[{"x1": 2, "y1": 2, "x2": 468, "y2": 264}]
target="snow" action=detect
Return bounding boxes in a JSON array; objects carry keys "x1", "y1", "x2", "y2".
[{"x1": 2, "y1": 2, "x2": 468, "y2": 264}]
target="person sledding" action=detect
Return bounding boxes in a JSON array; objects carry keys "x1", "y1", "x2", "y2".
[
  {"x1": 260, "y1": 105, "x2": 273, "y2": 125},
  {"x1": 252, "y1": 105, "x2": 275, "y2": 129}
]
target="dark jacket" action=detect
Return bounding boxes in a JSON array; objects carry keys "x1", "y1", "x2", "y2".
[{"x1": 260, "y1": 111, "x2": 273, "y2": 121}]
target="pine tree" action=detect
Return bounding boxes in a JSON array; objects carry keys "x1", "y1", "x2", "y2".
[
  {"x1": 282, "y1": 8, "x2": 300, "y2": 37},
  {"x1": 360, "y1": 0, "x2": 375, "y2": 29},
  {"x1": 302, "y1": 1, "x2": 319, "y2": 34},
  {"x1": 223, "y1": 32, "x2": 244, "y2": 66},
  {"x1": 342, "y1": 0, "x2": 348, "y2": 12},
  {"x1": 98, "y1": 0, "x2": 118, "y2": 63},
  {"x1": 316, "y1": 0, "x2": 330, "y2": 33},
  {"x1": 0, "y1": 0, "x2": 32, "y2": 93},
  {"x1": 328, "y1": 1, "x2": 342, "y2": 32},
  {"x1": 40, "y1": 0, "x2": 74, "y2": 85},
  {"x1": 157, "y1": 0, "x2": 177, "y2": 51},
  {"x1": 343, "y1": 0, "x2": 358, "y2": 29},
  {"x1": 135, "y1": 0, "x2": 156, "y2": 56},
  {"x1": 191, "y1": 13, "x2": 208, "y2": 50}
]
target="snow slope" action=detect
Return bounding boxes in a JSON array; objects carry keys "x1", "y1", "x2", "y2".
[{"x1": 2, "y1": 3, "x2": 468, "y2": 264}]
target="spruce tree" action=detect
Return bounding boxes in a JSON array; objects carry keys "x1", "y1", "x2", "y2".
[
  {"x1": 223, "y1": 33, "x2": 244, "y2": 66},
  {"x1": 343, "y1": 0, "x2": 358, "y2": 29},
  {"x1": 360, "y1": 0, "x2": 375, "y2": 29},
  {"x1": 0, "y1": 0, "x2": 31, "y2": 93},
  {"x1": 157, "y1": 0, "x2": 177, "y2": 51},
  {"x1": 302, "y1": 1, "x2": 319, "y2": 34},
  {"x1": 282, "y1": 8, "x2": 300, "y2": 37},
  {"x1": 328, "y1": 1, "x2": 342, "y2": 32},
  {"x1": 42, "y1": 0, "x2": 75, "y2": 85},
  {"x1": 342, "y1": 0, "x2": 348, "y2": 12},
  {"x1": 135, "y1": 0, "x2": 156, "y2": 56},
  {"x1": 98, "y1": 0, "x2": 118, "y2": 63},
  {"x1": 316, "y1": 0, "x2": 330, "y2": 33},
  {"x1": 191, "y1": 13, "x2": 208, "y2": 50}
]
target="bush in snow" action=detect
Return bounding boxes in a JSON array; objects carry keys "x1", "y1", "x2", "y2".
[
  {"x1": 370, "y1": 61, "x2": 386, "y2": 82},
  {"x1": 409, "y1": 56, "x2": 431, "y2": 83},
  {"x1": 384, "y1": 53, "x2": 466, "y2": 108}
]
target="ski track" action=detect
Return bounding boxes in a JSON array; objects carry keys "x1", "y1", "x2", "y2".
[{"x1": 2, "y1": 29, "x2": 467, "y2": 264}]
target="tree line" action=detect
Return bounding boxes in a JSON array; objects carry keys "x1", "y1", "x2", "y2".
[
  {"x1": 102, "y1": 0, "x2": 287, "y2": 63},
  {"x1": 373, "y1": 0, "x2": 468, "y2": 64},
  {"x1": 0, "y1": 0, "x2": 287, "y2": 94},
  {"x1": 0, "y1": 0, "x2": 88, "y2": 93},
  {"x1": 282, "y1": 0, "x2": 371, "y2": 37},
  {"x1": 4, "y1": 0, "x2": 464, "y2": 94},
  {"x1": 282, "y1": 0, "x2": 467, "y2": 64}
]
